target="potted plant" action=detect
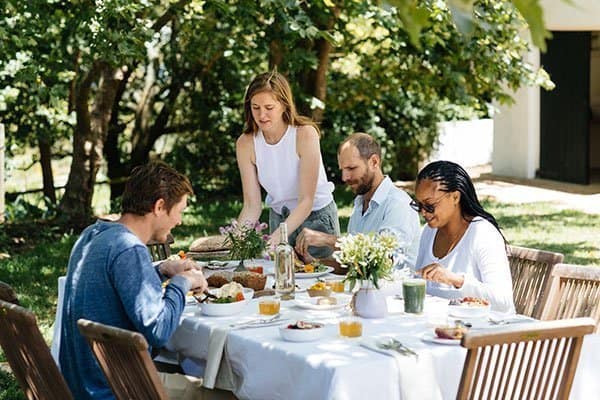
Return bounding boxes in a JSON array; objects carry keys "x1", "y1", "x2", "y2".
[
  {"x1": 334, "y1": 231, "x2": 402, "y2": 318},
  {"x1": 220, "y1": 220, "x2": 270, "y2": 271}
]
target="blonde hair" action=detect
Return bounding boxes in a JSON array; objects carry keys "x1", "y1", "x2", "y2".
[{"x1": 243, "y1": 71, "x2": 320, "y2": 136}]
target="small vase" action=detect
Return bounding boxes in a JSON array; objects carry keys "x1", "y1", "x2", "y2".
[
  {"x1": 234, "y1": 259, "x2": 248, "y2": 272},
  {"x1": 353, "y1": 281, "x2": 387, "y2": 318}
]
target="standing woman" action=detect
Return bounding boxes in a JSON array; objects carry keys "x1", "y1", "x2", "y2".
[
  {"x1": 413, "y1": 161, "x2": 515, "y2": 313},
  {"x1": 236, "y1": 71, "x2": 340, "y2": 258}
]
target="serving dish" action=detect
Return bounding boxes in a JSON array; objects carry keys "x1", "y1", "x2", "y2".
[
  {"x1": 279, "y1": 321, "x2": 325, "y2": 342},
  {"x1": 199, "y1": 287, "x2": 254, "y2": 316}
]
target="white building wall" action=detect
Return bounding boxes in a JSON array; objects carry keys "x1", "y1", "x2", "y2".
[
  {"x1": 428, "y1": 119, "x2": 494, "y2": 168},
  {"x1": 492, "y1": 0, "x2": 600, "y2": 179}
]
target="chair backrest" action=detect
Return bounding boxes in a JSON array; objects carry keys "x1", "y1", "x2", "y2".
[
  {"x1": 0, "y1": 299, "x2": 73, "y2": 400},
  {"x1": 0, "y1": 280, "x2": 19, "y2": 304},
  {"x1": 540, "y1": 263, "x2": 600, "y2": 332},
  {"x1": 77, "y1": 318, "x2": 169, "y2": 400},
  {"x1": 507, "y1": 245, "x2": 564, "y2": 319},
  {"x1": 457, "y1": 317, "x2": 595, "y2": 400},
  {"x1": 147, "y1": 233, "x2": 175, "y2": 262}
]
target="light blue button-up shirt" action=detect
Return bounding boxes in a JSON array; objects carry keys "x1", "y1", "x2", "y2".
[{"x1": 347, "y1": 176, "x2": 421, "y2": 267}]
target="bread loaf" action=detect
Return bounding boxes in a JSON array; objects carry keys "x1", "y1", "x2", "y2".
[{"x1": 206, "y1": 271, "x2": 266, "y2": 291}]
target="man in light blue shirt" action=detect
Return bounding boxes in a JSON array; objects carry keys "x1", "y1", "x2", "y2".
[{"x1": 295, "y1": 132, "x2": 420, "y2": 267}]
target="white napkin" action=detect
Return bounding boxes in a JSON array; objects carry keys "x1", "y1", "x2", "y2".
[
  {"x1": 203, "y1": 326, "x2": 236, "y2": 390},
  {"x1": 360, "y1": 338, "x2": 442, "y2": 400}
]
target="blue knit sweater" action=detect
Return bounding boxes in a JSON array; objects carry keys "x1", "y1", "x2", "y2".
[{"x1": 59, "y1": 220, "x2": 190, "y2": 399}]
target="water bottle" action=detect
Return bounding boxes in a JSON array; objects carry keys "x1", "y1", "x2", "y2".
[{"x1": 274, "y1": 223, "x2": 295, "y2": 300}]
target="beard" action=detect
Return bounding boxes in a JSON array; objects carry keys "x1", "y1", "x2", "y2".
[{"x1": 350, "y1": 171, "x2": 375, "y2": 195}]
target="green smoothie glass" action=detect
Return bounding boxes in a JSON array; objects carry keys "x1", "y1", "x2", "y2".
[{"x1": 402, "y1": 278, "x2": 426, "y2": 314}]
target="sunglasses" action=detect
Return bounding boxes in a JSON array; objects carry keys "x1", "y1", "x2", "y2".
[{"x1": 409, "y1": 192, "x2": 451, "y2": 214}]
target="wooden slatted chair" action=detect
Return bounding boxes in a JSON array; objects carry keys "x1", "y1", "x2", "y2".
[
  {"x1": 540, "y1": 263, "x2": 600, "y2": 332},
  {"x1": 0, "y1": 280, "x2": 19, "y2": 304},
  {"x1": 457, "y1": 318, "x2": 595, "y2": 400},
  {"x1": 507, "y1": 245, "x2": 564, "y2": 318},
  {"x1": 77, "y1": 318, "x2": 170, "y2": 400},
  {"x1": 0, "y1": 299, "x2": 73, "y2": 400},
  {"x1": 147, "y1": 233, "x2": 175, "y2": 262}
]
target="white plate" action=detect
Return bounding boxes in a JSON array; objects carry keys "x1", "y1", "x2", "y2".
[
  {"x1": 199, "y1": 288, "x2": 254, "y2": 316},
  {"x1": 421, "y1": 332, "x2": 460, "y2": 346},
  {"x1": 295, "y1": 266, "x2": 335, "y2": 279},
  {"x1": 279, "y1": 324, "x2": 325, "y2": 342},
  {"x1": 448, "y1": 304, "x2": 490, "y2": 319},
  {"x1": 293, "y1": 294, "x2": 351, "y2": 311},
  {"x1": 202, "y1": 260, "x2": 239, "y2": 270}
]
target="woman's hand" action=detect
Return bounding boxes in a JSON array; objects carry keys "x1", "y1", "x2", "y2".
[{"x1": 418, "y1": 263, "x2": 464, "y2": 288}]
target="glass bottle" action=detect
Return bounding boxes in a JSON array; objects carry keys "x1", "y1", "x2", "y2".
[{"x1": 274, "y1": 222, "x2": 295, "y2": 300}]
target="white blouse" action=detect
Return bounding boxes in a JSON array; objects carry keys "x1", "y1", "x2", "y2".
[{"x1": 415, "y1": 217, "x2": 515, "y2": 313}]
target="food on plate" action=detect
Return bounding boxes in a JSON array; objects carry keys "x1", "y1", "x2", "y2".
[
  {"x1": 448, "y1": 296, "x2": 490, "y2": 307},
  {"x1": 286, "y1": 321, "x2": 323, "y2": 330},
  {"x1": 293, "y1": 260, "x2": 329, "y2": 274},
  {"x1": 246, "y1": 265, "x2": 264, "y2": 274},
  {"x1": 232, "y1": 271, "x2": 267, "y2": 290},
  {"x1": 316, "y1": 296, "x2": 337, "y2": 306},
  {"x1": 307, "y1": 282, "x2": 332, "y2": 297},
  {"x1": 166, "y1": 250, "x2": 187, "y2": 260},
  {"x1": 209, "y1": 282, "x2": 245, "y2": 304},
  {"x1": 327, "y1": 280, "x2": 345, "y2": 293},
  {"x1": 434, "y1": 324, "x2": 469, "y2": 340},
  {"x1": 206, "y1": 271, "x2": 267, "y2": 291}
]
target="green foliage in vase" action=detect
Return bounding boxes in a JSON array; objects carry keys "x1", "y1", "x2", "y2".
[
  {"x1": 220, "y1": 220, "x2": 270, "y2": 262},
  {"x1": 334, "y1": 232, "x2": 399, "y2": 290}
]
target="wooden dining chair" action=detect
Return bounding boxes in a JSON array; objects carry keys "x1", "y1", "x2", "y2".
[
  {"x1": 0, "y1": 280, "x2": 19, "y2": 304},
  {"x1": 457, "y1": 317, "x2": 595, "y2": 400},
  {"x1": 147, "y1": 233, "x2": 175, "y2": 262},
  {"x1": 507, "y1": 245, "x2": 564, "y2": 319},
  {"x1": 0, "y1": 299, "x2": 73, "y2": 400},
  {"x1": 539, "y1": 263, "x2": 600, "y2": 332},
  {"x1": 77, "y1": 318, "x2": 170, "y2": 400}
]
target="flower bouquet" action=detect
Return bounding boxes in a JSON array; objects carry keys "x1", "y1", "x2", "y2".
[
  {"x1": 219, "y1": 220, "x2": 270, "y2": 270},
  {"x1": 333, "y1": 231, "x2": 401, "y2": 290}
]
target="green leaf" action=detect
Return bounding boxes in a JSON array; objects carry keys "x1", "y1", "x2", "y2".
[{"x1": 512, "y1": 0, "x2": 552, "y2": 52}]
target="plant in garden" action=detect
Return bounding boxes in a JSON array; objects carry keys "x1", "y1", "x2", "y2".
[
  {"x1": 334, "y1": 231, "x2": 402, "y2": 290},
  {"x1": 219, "y1": 220, "x2": 270, "y2": 262}
]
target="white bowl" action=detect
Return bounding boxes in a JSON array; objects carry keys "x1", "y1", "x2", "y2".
[
  {"x1": 448, "y1": 303, "x2": 490, "y2": 319},
  {"x1": 199, "y1": 288, "x2": 254, "y2": 317},
  {"x1": 279, "y1": 323, "x2": 325, "y2": 342}
]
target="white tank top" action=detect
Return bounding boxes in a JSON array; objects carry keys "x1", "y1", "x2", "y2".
[{"x1": 254, "y1": 125, "x2": 334, "y2": 214}]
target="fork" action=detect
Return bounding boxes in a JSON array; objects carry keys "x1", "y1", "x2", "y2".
[
  {"x1": 378, "y1": 338, "x2": 419, "y2": 359},
  {"x1": 229, "y1": 314, "x2": 281, "y2": 328}
]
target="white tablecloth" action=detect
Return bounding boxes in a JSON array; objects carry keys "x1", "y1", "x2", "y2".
[{"x1": 167, "y1": 289, "x2": 600, "y2": 400}]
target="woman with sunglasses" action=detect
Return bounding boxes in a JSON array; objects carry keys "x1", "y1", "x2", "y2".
[{"x1": 412, "y1": 160, "x2": 515, "y2": 313}]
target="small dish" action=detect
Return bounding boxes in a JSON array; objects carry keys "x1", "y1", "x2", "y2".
[
  {"x1": 307, "y1": 288, "x2": 332, "y2": 297},
  {"x1": 293, "y1": 294, "x2": 350, "y2": 311},
  {"x1": 279, "y1": 322, "x2": 325, "y2": 342},
  {"x1": 448, "y1": 304, "x2": 490, "y2": 319},
  {"x1": 199, "y1": 287, "x2": 254, "y2": 316},
  {"x1": 421, "y1": 332, "x2": 460, "y2": 345},
  {"x1": 295, "y1": 266, "x2": 335, "y2": 279}
]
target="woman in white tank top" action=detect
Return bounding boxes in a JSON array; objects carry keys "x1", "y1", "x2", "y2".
[{"x1": 236, "y1": 71, "x2": 339, "y2": 258}]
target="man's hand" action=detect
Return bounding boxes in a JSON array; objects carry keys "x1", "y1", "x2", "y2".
[
  {"x1": 179, "y1": 269, "x2": 208, "y2": 293},
  {"x1": 159, "y1": 259, "x2": 200, "y2": 278},
  {"x1": 294, "y1": 227, "x2": 338, "y2": 261}
]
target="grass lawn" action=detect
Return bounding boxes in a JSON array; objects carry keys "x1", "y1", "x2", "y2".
[{"x1": 0, "y1": 192, "x2": 598, "y2": 397}]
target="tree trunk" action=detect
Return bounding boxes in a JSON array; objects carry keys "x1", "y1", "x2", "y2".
[
  {"x1": 59, "y1": 62, "x2": 121, "y2": 227},
  {"x1": 38, "y1": 136, "x2": 56, "y2": 204}
]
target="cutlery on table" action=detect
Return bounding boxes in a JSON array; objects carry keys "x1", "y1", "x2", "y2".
[
  {"x1": 377, "y1": 338, "x2": 418, "y2": 359},
  {"x1": 229, "y1": 314, "x2": 282, "y2": 329}
]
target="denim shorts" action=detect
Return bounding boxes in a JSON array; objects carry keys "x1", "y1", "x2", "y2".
[{"x1": 269, "y1": 201, "x2": 340, "y2": 259}]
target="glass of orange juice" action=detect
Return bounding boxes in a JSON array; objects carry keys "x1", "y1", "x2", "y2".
[
  {"x1": 339, "y1": 317, "x2": 362, "y2": 338},
  {"x1": 258, "y1": 298, "x2": 280, "y2": 315},
  {"x1": 329, "y1": 280, "x2": 345, "y2": 293}
]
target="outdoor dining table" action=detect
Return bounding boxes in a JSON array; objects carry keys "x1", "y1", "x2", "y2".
[{"x1": 166, "y1": 263, "x2": 600, "y2": 400}]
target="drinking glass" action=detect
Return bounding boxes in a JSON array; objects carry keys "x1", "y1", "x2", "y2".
[
  {"x1": 258, "y1": 298, "x2": 280, "y2": 315},
  {"x1": 338, "y1": 317, "x2": 363, "y2": 338},
  {"x1": 402, "y1": 278, "x2": 426, "y2": 314}
]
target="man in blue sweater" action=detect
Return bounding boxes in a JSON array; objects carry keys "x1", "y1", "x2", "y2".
[{"x1": 59, "y1": 161, "x2": 208, "y2": 399}]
